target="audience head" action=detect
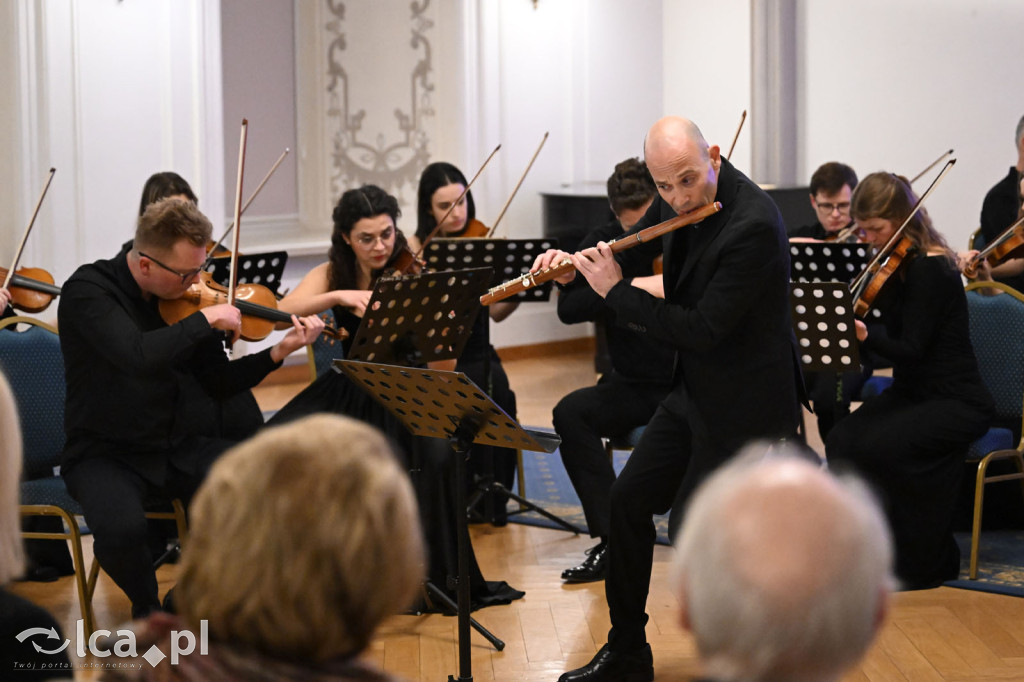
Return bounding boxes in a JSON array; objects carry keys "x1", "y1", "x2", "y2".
[
  {"x1": 416, "y1": 162, "x2": 476, "y2": 241},
  {"x1": 644, "y1": 116, "x2": 721, "y2": 217},
  {"x1": 851, "y1": 171, "x2": 950, "y2": 256},
  {"x1": 138, "y1": 172, "x2": 198, "y2": 217},
  {"x1": 808, "y1": 162, "x2": 858, "y2": 234},
  {"x1": 0, "y1": 371, "x2": 25, "y2": 585},
  {"x1": 328, "y1": 185, "x2": 405, "y2": 290},
  {"x1": 177, "y1": 414, "x2": 424, "y2": 662},
  {"x1": 673, "y1": 444, "x2": 894, "y2": 682},
  {"x1": 606, "y1": 158, "x2": 657, "y2": 231}
]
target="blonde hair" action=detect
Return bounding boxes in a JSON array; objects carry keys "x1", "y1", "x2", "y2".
[
  {"x1": 0, "y1": 371, "x2": 25, "y2": 584},
  {"x1": 177, "y1": 414, "x2": 424, "y2": 661}
]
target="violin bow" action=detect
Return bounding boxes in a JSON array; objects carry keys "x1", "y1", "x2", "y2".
[
  {"x1": 725, "y1": 110, "x2": 747, "y2": 162},
  {"x1": 4, "y1": 168, "x2": 56, "y2": 291},
  {"x1": 850, "y1": 159, "x2": 956, "y2": 296},
  {"x1": 414, "y1": 144, "x2": 501, "y2": 259},
  {"x1": 204, "y1": 147, "x2": 290, "y2": 268},
  {"x1": 909, "y1": 149, "x2": 954, "y2": 185},
  {"x1": 227, "y1": 119, "x2": 248, "y2": 308},
  {"x1": 486, "y1": 131, "x2": 549, "y2": 238}
]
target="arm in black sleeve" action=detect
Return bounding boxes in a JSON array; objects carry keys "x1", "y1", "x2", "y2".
[
  {"x1": 604, "y1": 215, "x2": 783, "y2": 353},
  {"x1": 861, "y1": 256, "x2": 954, "y2": 364},
  {"x1": 59, "y1": 278, "x2": 212, "y2": 373},
  {"x1": 190, "y1": 340, "x2": 282, "y2": 400}
]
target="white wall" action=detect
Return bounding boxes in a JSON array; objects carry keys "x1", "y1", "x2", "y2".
[
  {"x1": 1, "y1": 0, "x2": 224, "y2": 311},
  {"x1": 662, "y1": 0, "x2": 752, "y2": 172},
  {"x1": 801, "y1": 0, "x2": 1024, "y2": 249},
  {"x1": 470, "y1": 0, "x2": 664, "y2": 348}
]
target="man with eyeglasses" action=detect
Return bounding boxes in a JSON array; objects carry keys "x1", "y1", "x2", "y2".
[
  {"x1": 788, "y1": 161, "x2": 859, "y2": 241},
  {"x1": 788, "y1": 161, "x2": 872, "y2": 442},
  {"x1": 57, "y1": 197, "x2": 323, "y2": 619}
]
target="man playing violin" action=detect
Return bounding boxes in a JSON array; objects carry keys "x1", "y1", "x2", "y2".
[
  {"x1": 975, "y1": 114, "x2": 1024, "y2": 291},
  {"x1": 537, "y1": 116, "x2": 803, "y2": 682},
  {"x1": 58, "y1": 197, "x2": 323, "y2": 618},
  {"x1": 787, "y1": 161, "x2": 873, "y2": 440},
  {"x1": 788, "y1": 161, "x2": 859, "y2": 241}
]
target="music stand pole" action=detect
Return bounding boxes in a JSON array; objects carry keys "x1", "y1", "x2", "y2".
[{"x1": 335, "y1": 360, "x2": 562, "y2": 682}]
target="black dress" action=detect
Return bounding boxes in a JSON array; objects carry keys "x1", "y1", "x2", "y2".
[
  {"x1": 455, "y1": 309, "x2": 518, "y2": 520},
  {"x1": 267, "y1": 306, "x2": 523, "y2": 610},
  {"x1": 826, "y1": 254, "x2": 993, "y2": 589}
]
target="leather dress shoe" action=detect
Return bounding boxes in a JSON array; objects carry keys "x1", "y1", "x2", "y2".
[
  {"x1": 561, "y1": 541, "x2": 607, "y2": 583},
  {"x1": 558, "y1": 643, "x2": 653, "y2": 682}
]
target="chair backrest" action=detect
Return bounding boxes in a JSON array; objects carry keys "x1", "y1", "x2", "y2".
[
  {"x1": 965, "y1": 283, "x2": 1024, "y2": 425},
  {"x1": 0, "y1": 317, "x2": 65, "y2": 479},
  {"x1": 968, "y1": 227, "x2": 985, "y2": 251},
  {"x1": 306, "y1": 308, "x2": 344, "y2": 382}
]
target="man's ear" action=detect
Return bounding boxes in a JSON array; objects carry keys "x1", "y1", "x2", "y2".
[{"x1": 708, "y1": 145, "x2": 722, "y2": 171}]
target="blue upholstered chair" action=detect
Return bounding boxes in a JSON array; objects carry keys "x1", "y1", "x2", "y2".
[
  {"x1": 964, "y1": 281, "x2": 1024, "y2": 579},
  {"x1": 305, "y1": 308, "x2": 343, "y2": 382},
  {"x1": 0, "y1": 316, "x2": 186, "y2": 634}
]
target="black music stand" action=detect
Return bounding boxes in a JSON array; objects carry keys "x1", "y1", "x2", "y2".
[
  {"x1": 346, "y1": 267, "x2": 492, "y2": 365},
  {"x1": 205, "y1": 250, "x2": 289, "y2": 295},
  {"x1": 424, "y1": 237, "x2": 580, "y2": 530},
  {"x1": 790, "y1": 282, "x2": 860, "y2": 373},
  {"x1": 335, "y1": 361, "x2": 560, "y2": 682},
  {"x1": 789, "y1": 241, "x2": 870, "y2": 285},
  {"x1": 425, "y1": 237, "x2": 559, "y2": 302}
]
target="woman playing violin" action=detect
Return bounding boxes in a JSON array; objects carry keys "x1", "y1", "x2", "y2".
[
  {"x1": 825, "y1": 171, "x2": 993, "y2": 590},
  {"x1": 415, "y1": 162, "x2": 519, "y2": 525},
  {"x1": 272, "y1": 184, "x2": 524, "y2": 609}
]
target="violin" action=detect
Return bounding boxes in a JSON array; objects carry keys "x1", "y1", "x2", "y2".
[
  {"x1": 962, "y1": 213, "x2": 1024, "y2": 279},
  {"x1": 849, "y1": 159, "x2": 956, "y2": 317},
  {"x1": 851, "y1": 235, "x2": 916, "y2": 317},
  {"x1": 462, "y1": 219, "x2": 489, "y2": 238},
  {"x1": 384, "y1": 244, "x2": 427, "y2": 276},
  {"x1": 158, "y1": 271, "x2": 345, "y2": 342},
  {"x1": 823, "y1": 223, "x2": 863, "y2": 244},
  {"x1": 0, "y1": 266, "x2": 62, "y2": 313}
]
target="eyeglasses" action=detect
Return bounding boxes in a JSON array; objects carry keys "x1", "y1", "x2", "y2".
[
  {"x1": 354, "y1": 228, "x2": 395, "y2": 247},
  {"x1": 816, "y1": 201, "x2": 851, "y2": 215},
  {"x1": 139, "y1": 251, "x2": 204, "y2": 285}
]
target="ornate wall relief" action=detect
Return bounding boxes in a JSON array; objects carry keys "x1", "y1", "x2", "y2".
[{"x1": 324, "y1": 0, "x2": 435, "y2": 204}]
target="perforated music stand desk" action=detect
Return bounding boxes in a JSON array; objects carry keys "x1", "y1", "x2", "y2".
[
  {"x1": 205, "y1": 250, "x2": 288, "y2": 295},
  {"x1": 424, "y1": 237, "x2": 559, "y2": 302},
  {"x1": 789, "y1": 241, "x2": 871, "y2": 285},
  {"x1": 346, "y1": 267, "x2": 492, "y2": 366},
  {"x1": 336, "y1": 360, "x2": 562, "y2": 681},
  {"x1": 790, "y1": 281, "x2": 860, "y2": 374}
]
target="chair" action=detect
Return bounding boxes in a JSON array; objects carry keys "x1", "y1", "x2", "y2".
[
  {"x1": 964, "y1": 281, "x2": 1024, "y2": 579},
  {"x1": 306, "y1": 308, "x2": 344, "y2": 382},
  {"x1": 0, "y1": 316, "x2": 187, "y2": 634},
  {"x1": 968, "y1": 227, "x2": 985, "y2": 251}
]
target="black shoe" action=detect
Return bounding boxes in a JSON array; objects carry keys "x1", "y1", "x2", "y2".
[
  {"x1": 561, "y1": 541, "x2": 607, "y2": 583},
  {"x1": 558, "y1": 643, "x2": 653, "y2": 682}
]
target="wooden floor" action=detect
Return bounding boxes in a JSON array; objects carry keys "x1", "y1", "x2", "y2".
[{"x1": 11, "y1": 345, "x2": 1024, "y2": 681}]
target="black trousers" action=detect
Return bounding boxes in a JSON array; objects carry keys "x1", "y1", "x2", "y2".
[
  {"x1": 552, "y1": 373, "x2": 669, "y2": 539},
  {"x1": 605, "y1": 397, "x2": 726, "y2": 653},
  {"x1": 63, "y1": 437, "x2": 232, "y2": 616},
  {"x1": 826, "y1": 390, "x2": 990, "y2": 589}
]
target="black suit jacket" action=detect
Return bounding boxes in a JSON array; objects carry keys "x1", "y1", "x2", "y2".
[{"x1": 607, "y1": 158, "x2": 801, "y2": 469}]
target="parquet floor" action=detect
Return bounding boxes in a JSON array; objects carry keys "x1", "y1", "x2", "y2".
[{"x1": 10, "y1": 345, "x2": 1024, "y2": 681}]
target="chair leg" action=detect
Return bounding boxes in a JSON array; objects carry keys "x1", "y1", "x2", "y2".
[
  {"x1": 171, "y1": 498, "x2": 188, "y2": 547},
  {"x1": 64, "y1": 513, "x2": 96, "y2": 637},
  {"x1": 970, "y1": 458, "x2": 991, "y2": 580}
]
